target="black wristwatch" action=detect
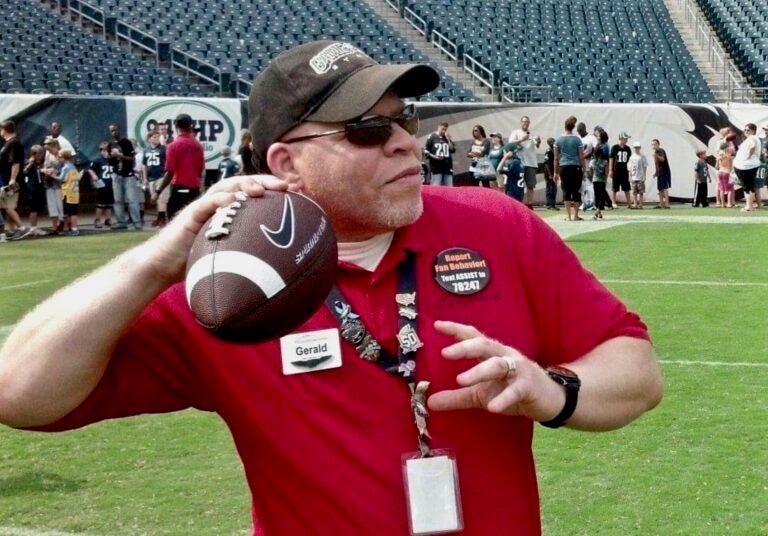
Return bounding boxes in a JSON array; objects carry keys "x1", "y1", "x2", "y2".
[{"x1": 540, "y1": 366, "x2": 581, "y2": 429}]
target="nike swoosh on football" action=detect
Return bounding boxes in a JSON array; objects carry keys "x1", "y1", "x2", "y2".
[{"x1": 260, "y1": 195, "x2": 295, "y2": 249}]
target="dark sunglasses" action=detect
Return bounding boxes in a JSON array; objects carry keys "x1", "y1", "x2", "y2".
[{"x1": 282, "y1": 104, "x2": 419, "y2": 146}]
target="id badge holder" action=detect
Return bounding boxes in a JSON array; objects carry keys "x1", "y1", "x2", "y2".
[{"x1": 402, "y1": 449, "x2": 463, "y2": 535}]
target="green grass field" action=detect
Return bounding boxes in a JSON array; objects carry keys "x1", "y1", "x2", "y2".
[{"x1": 1, "y1": 216, "x2": 767, "y2": 535}]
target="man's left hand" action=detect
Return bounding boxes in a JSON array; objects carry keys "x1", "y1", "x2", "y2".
[{"x1": 428, "y1": 320, "x2": 564, "y2": 422}]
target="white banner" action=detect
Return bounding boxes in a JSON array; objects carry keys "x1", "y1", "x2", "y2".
[{"x1": 126, "y1": 97, "x2": 242, "y2": 169}]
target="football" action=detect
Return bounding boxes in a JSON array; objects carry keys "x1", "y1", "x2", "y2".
[{"x1": 185, "y1": 190, "x2": 337, "y2": 342}]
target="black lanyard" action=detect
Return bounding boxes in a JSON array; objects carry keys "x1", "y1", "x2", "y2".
[
  {"x1": 325, "y1": 250, "x2": 420, "y2": 384},
  {"x1": 325, "y1": 251, "x2": 432, "y2": 456}
]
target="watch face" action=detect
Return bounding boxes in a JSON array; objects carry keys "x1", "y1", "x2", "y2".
[{"x1": 546, "y1": 366, "x2": 581, "y2": 387}]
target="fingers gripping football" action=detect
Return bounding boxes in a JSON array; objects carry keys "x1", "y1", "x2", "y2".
[{"x1": 142, "y1": 175, "x2": 293, "y2": 286}]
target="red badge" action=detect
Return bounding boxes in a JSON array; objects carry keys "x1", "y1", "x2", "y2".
[{"x1": 433, "y1": 248, "x2": 490, "y2": 295}]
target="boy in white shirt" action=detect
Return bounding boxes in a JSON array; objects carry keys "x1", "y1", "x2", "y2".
[{"x1": 628, "y1": 142, "x2": 648, "y2": 209}]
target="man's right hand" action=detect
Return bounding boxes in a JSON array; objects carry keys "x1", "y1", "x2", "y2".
[{"x1": 143, "y1": 175, "x2": 298, "y2": 287}]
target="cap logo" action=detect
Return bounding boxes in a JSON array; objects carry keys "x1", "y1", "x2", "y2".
[{"x1": 309, "y1": 43, "x2": 364, "y2": 74}]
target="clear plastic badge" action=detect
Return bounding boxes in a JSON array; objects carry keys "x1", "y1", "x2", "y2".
[{"x1": 402, "y1": 449, "x2": 463, "y2": 535}]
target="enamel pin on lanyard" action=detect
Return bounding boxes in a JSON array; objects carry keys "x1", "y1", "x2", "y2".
[{"x1": 326, "y1": 251, "x2": 464, "y2": 535}]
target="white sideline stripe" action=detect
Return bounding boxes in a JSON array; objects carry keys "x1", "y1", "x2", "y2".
[
  {"x1": 601, "y1": 278, "x2": 768, "y2": 288},
  {"x1": 0, "y1": 527, "x2": 89, "y2": 536},
  {"x1": 0, "y1": 280, "x2": 53, "y2": 291},
  {"x1": 659, "y1": 359, "x2": 768, "y2": 368},
  {"x1": 185, "y1": 251, "x2": 286, "y2": 305}
]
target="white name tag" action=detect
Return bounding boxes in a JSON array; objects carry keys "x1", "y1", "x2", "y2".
[
  {"x1": 280, "y1": 328, "x2": 342, "y2": 375},
  {"x1": 403, "y1": 451, "x2": 463, "y2": 535}
]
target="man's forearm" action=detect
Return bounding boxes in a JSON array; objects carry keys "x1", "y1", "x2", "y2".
[
  {"x1": 10, "y1": 163, "x2": 20, "y2": 184},
  {"x1": 0, "y1": 241, "x2": 175, "y2": 428},
  {"x1": 562, "y1": 336, "x2": 663, "y2": 431}
]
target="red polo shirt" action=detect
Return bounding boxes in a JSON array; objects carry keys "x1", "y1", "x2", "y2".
[
  {"x1": 39, "y1": 187, "x2": 648, "y2": 535},
  {"x1": 165, "y1": 132, "x2": 204, "y2": 188}
]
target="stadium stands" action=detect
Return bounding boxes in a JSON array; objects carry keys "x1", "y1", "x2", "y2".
[
  {"x1": 696, "y1": 0, "x2": 768, "y2": 87},
  {"x1": 0, "y1": 0, "x2": 213, "y2": 96},
  {"x1": 407, "y1": 0, "x2": 714, "y2": 103},
  {"x1": 60, "y1": 0, "x2": 468, "y2": 101},
  {"x1": 1, "y1": 0, "x2": 753, "y2": 102}
]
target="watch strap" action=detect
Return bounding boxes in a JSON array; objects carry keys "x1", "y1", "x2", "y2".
[{"x1": 540, "y1": 366, "x2": 580, "y2": 429}]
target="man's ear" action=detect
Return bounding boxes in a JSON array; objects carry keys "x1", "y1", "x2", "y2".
[{"x1": 265, "y1": 143, "x2": 300, "y2": 182}]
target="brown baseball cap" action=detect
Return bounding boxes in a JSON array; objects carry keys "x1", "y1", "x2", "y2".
[{"x1": 248, "y1": 40, "x2": 440, "y2": 172}]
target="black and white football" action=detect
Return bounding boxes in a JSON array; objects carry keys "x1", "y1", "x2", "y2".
[{"x1": 185, "y1": 190, "x2": 337, "y2": 342}]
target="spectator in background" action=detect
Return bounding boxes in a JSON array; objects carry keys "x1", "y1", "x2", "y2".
[
  {"x1": 628, "y1": 142, "x2": 648, "y2": 209},
  {"x1": 592, "y1": 129, "x2": 611, "y2": 220},
  {"x1": 423, "y1": 121, "x2": 455, "y2": 186},
  {"x1": 467, "y1": 125, "x2": 492, "y2": 187},
  {"x1": 595, "y1": 126, "x2": 613, "y2": 209},
  {"x1": 554, "y1": 115, "x2": 587, "y2": 222},
  {"x1": 83, "y1": 142, "x2": 116, "y2": 229},
  {"x1": 153, "y1": 113, "x2": 205, "y2": 219},
  {"x1": 142, "y1": 130, "x2": 168, "y2": 227},
  {"x1": 48, "y1": 121, "x2": 75, "y2": 155},
  {"x1": 509, "y1": 116, "x2": 540, "y2": 209},
  {"x1": 609, "y1": 132, "x2": 633, "y2": 208},
  {"x1": 132, "y1": 139, "x2": 146, "y2": 226},
  {"x1": 238, "y1": 130, "x2": 257, "y2": 175},
  {"x1": 543, "y1": 137, "x2": 558, "y2": 210},
  {"x1": 107, "y1": 124, "x2": 141, "y2": 230},
  {"x1": 21, "y1": 145, "x2": 48, "y2": 237},
  {"x1": 0, "y1": 120, "x2": 31, "y2": 239},
  {"x1": 577, "y1": 122, "x2": 596, "y2": 211},
  {"x1": 58, "y1": 149, "x2": 80, "y2": 236},
  {"x1": 42, "y1": 137, "x2": 64, "y2": 234},
  {"x1": 651, "y1": 139, "x2": 672, "y2": 209},
  {"x1": 499, "y1": 141, "x2": 524, "y2": 201},
  {"x1": 757, "y1": 142, "x2": 768, "y2": 208},
  {"x1": 487, "y1": 132, "x2": 505, "y2": 191},
  {"x1": 217, "y1": 146, "x2": 240, "y2": 183},
  {"x1": 715, "y1": 141, "x2": 735, "y2": 208},
  {"x1": 693, "y1": 148, "x2": 710, "y2": 207},
  {"x1": 734, "y1": 123, "x2": 761, "y2": 212}
]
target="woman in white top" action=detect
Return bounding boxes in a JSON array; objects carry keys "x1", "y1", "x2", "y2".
[{"x1": 733, "y1": 123, "x2": 762, "y2": 211}]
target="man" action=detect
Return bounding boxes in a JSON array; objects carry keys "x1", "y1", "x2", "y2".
[
  {"x1": 107, "y1": 123, "x2": 141, "y2": 230},
  {"x1": 0, "y1": 120, "x2": 32, "y2": 240},
  {"x1": 651, "y1": 139, "x2": 671, "y2": 209},
  {"x1": 48, "y1": 121, "x2": 75, "y2": 155},
  {"x1": 423, "y1": 121, "x2": 455, "y2": 186},
  {"x1": 142, "y1": 130, "x2": 168, "y2": 227},
  {"x1": 152, "y1": 113, "x2": 205, "y2": 219},
  {"x1": 609, "y1": 131, "x2": 633, "y2": 208},
  {"x1": 509, "y1": 116, "x2": 540, "y2": 209},
  {"x1": 0, "y1": 41, "x2": 663, "y2": 534}
]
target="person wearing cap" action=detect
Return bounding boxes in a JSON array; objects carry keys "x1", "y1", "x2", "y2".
[
  {"x1": 152, "y1": 113, "x2": 205, "y2": 219},
  {"x1": 627, "y1": 141, "x2": 648, "y2": 209},
  {"x1": 423, "y1": 121, "x2": 455, "y2": 186},
  {"x1": 609, "y1": 132, "x2": 633, "y2": 208},
  {"x1": 0, "y1": 41, "x2": 662, "y2": 535}
]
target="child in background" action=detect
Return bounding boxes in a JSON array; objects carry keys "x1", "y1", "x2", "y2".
[
  {"x1": 217, "y1": 146, "x2": 240, "y2": 183},
  {"x1": 543, "y1": 137, "x2": 558, "y2": 210},
  {"x1": 58, "y1": 149, "x2": 81, "y2": 235},
  {"x1": 592, "y1": 129, "x2": 610, "y2": 220},
  {"x1": 22, "y1": 145, "x2": 48, "y2": 236},
  {"x1": 41, "y1": 137, "x2": 64, "y2": 234},
  {"x1": 83, "y1": 142, "x2": 116, "y2": 228},
  {"x1": 693, "y1": 149, "x2": 710, "y2": 207},
  {"x1": 715, "y1": 141, "x2": 735, "y2": 208},
  {"x1": 142, "y1": 130, "x2": 168, "y2": 227},
  {"x1": 628, "y1": 142, "x2": 648, "y2": 209}
]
